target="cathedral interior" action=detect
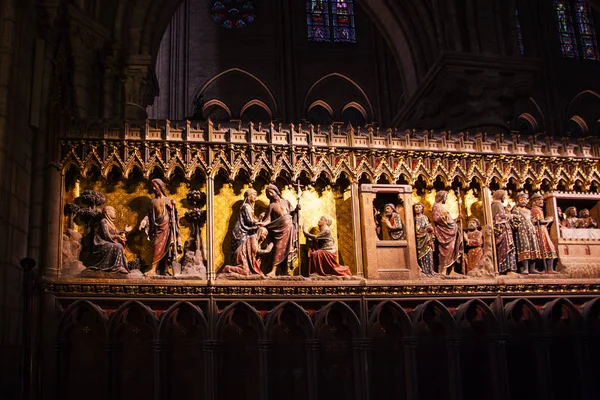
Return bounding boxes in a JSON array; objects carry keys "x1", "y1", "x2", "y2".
[{"x1": 3, "y1": 0, "x2": 600, "y2": 399}]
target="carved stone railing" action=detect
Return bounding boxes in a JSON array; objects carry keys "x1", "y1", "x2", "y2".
[{"x1": 61, "y1": 119, "x2": 600, "y2": 190}]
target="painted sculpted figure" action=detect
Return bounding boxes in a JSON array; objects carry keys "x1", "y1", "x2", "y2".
[
  {"x1": 413, "y1": 202, "x2": 435, "y2": 275},
  {"x1": 491, "y1": 190, "x2": 517, "y2": 275},
  {"x1": 139, "y1": 178, "x2": 181, "y2": 275},
  {"x1": 463, "y1": 218, "x2": 483, "y2": 274},
  {"x1": 530, "y1": 194, "x2": 558, "y2": 273},
  {"x1": 91, "y1": 206, "x2": 131, "y2": 274},
  {"x1": 561, "y1": 206, "x2": 578, "y2": 228},
  {"x1": 220, "y1": 227, "x2": 273, "y2": 276},
  {"x1": 432, "y1": 190, "x2": 463, "y2": 275},
  {"x1": 231, "y1": 188, "x2": 265, "y2": 255},
  {"x1": 303, "y1": 215, "x2": 351, "y2": 277},
  {"x1": 261, "y1": 184, "x2": 299, "y2": 276},
  {"x1": 511, "y1": 193, "x2": 542, "y2": 274},
  {"x1": 380, "y1": 203, "x2": 405, "y2": 240},
  {"x1": 577, "y1": 209, "x2": 598, "y2": 228}
]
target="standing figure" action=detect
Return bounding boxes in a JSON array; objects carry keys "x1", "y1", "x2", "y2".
[
  {"x1": 561, "y1": 206, "x2": 578, "y2": 228},
  {"x1": 511, "y1": 193, "x2": 542, "y2": 274},
  {"x1": 261, "y1": 184, "x2": 299, "y2": 276},
  {"x1": 220, "y1": 227, "x2": 273, "y2": 276},
  {"x1": 380, "y1": 203, "x2": 405, "y2": 240},
  {"x1": 577, "y1": 209, "x2": 598, "y2": 228},
  {"x1": 530, "y1": 194, "x2": 558, "y2": 273},
  {"x1": 303, "y1": 215, "x2": 351, "y2": 277},
  {"x1": 432, "y1": 190, "x2": 463, "y2": 275},
  {"x1": 231, "y1": 188, "x2": 265, "y2": 255},
  {"x1": 139, "y1": 178, "x2": 181, "y2": 275},
  {"x1": 413, "y1": 203, "x2": 435, "y2": 275},
  {"x1": 491, "y1": 190, "x2": 518, "y2": 275},
  {"x1": 91, "y1": 206, "x2": 131, "y2": 274},
  {"x1": 464, "y1": 218, "x2": 484, "y2": 274}
]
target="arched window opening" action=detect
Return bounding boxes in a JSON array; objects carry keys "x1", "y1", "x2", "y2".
[
  {"x1": 342, "y1": 106, "x2": 366, "y2": 127},
  {"x1": 307, "y1": 104, "x2": 333, "y2": 126},
  {"x1": 307, "y1": 0, "x2": 356, "y2": 43},
  {"x1": 575, "y1": 0, "x2": 599, "y2": 60}
]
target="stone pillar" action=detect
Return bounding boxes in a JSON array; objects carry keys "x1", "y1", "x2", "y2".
[
  {"x1": 481, "y1": 186, "x2": 499, "y2": 274},
  {"x1": 53, "y1": 340, "x2": 69, "y2": 399},
  {"x1": 206, "y1": 176, "x2": 215, "y2": 281},
  {"x1": 352, "y1": 338, "x2": 370, "y2": 400},
  {"x1": 20, "y1": 258, "x2": 36, "y2": 400},
  {"x1": 304, "y1": 339, "x2": 319, "y2": 400},
  {"x1": 152, "y1": 340, "x2": 165, "y2": 400},
  {"x1": 105, "y1": 340, "x2": 118, "y2": 400},
  {"x1": 202, "y1": 340, "x2": 220, "y2": 400},
  {"x1": 446, "y1": 336, "x2": 464, "y2": 400},
  {"x1": 258, "y1": 340, "x2": 271, "y2": 400},
  {"x1": 351, "y1": 181, "x2": 364, "y2": 277},
  {"x1": 488, "y1": 334, "x2": 510, "y2": 400},
  {"x1": 532, "y1": 333, "x2": 552, "y2": 400},
  {"x1": 401, "y1": 337, "x2": 419, "y2": 400},
  {"x1": 44, "y1": 164, "x2": 62, "y2": 278}
]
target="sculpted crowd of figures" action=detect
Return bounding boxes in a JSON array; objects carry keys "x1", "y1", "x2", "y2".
[{"x1": 63, "y1": 180, "x2": 599, "y2": 279}]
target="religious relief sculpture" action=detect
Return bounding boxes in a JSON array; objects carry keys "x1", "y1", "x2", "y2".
[
  {"x1": 181, "y1": 190, "x2": 207, "y2": 278},
  {"x1": 139, "y1": 178, "x2": 182, "y2": 276},
  {"x1": 530, "y1": 194, "x2": 558, "y2": 274},
  {"x1": 562, "y1": 206, "x2": 578, "y2": 228},
  {"x1": 432, "y1": 191, "x2": 463, "y2": 275},
  {"x1": 380, "y1": 203, "x2": 405, "y2": 240},
  {"x1": 413, "y1": 203, "x2": 435, "y2": 275},
  {"x1": 261, "y1": 184, "x2": 299, "y2": 276},
  {"x1": 463, "y1": 218, "x2": 483, "y2": 275},
  {"x1": 577, "y1": 209, "x2": 598, "y2": 228},
  {"x1": 303, "y1": 215, "x2": 352, "y2": 277},
  {"x1": 231, "y1": 189, "x2": 265, "y2": 255},
  {"x1": 511, "y1": 193, "x2": 542, "y2": 274},
  {"x1": 90, "y1": 206, "x2": 131, "y2": 274},
  {"x1": 219, "y1": 227, "x2": 272, "y2": 277},
  {"x1": 491, "y1": 190, "x2": 518, "y2": 275}
]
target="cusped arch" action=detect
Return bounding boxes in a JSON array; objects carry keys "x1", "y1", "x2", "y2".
[
  {"x1": 304, "y1": 73, "x2": 374, "y2": 118},
  {"x1": 368, "y1": 300, "x2": 412, "y2": 336},
  {"x1": 541, "y1": 297, "x2": 583, "y2": 331},
  {"x1": 57, "y1": 300, "x2": 109, "y2": 341},
  {"x1": 158, "y1": 301, "x2": 208, "y2": 339},
  {"x1": 265, "y1": 301, "x2": 314, "y2": 340},
  {"x1": 411, "y1": 300, "x2": 456, "y2": 336},
  {"x1": 504, "y1": 298, "x2": 542, "y2": 333},
  {"x1": 454, "y1": 299, "x2": 500, "y2": 334},
  {"x1": 314, "y1": 301, "x2": 361, "y2": 337},
  {"x1": 216, "y1": 301, "x2": 266, "y2": 340},
  {"x1": 108, "y1": 300, "x2": 159, "y2": 341},
  {"x1": 195, "y1": 68, "x2": 278, "y2": 113},
  {"x1": 241, "y1": 99, "x2": 273, "y2": 120}
]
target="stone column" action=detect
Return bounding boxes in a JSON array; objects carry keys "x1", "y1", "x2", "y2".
[
  {"x1": 488, "y1": 334, "x2": 510, "y2": 400},
  {"x1": 258, "y1": 340, "x2": 271, "y2": 400},
  {"x1": 105, "y1": 340, "x2": 118, "y2": 400},
  {"x1": 401, "y1": 337, "x2": 419, "y2": 400},
  {"x1": 44, "y1": 164, "x2": 62, "y2": 278},
  {"x1": 206, "y1": 176, "x2": 215, "y2": 281},
  {"x1": 153, "y1": 340, "x2": 165, "y2": 400},
  {"x1": 351, "y1": 181, "x2": 364, "y2": 277},
  {"x1": 352, "y1": 338, "x2": 370, "y2": 400},
  {"x1": 532, "y1": 333, "x2": 552, "y2": 400},
  {"x1": 202, "y1": 340, "x2": 221, "y2": 400},
  {"x1": 20, "y1": 258, "x2": 36, "y2": 400},
  {"x1": 446, "y1": 336, "x2": 464, "y2": 400},
  {"x1": 53, "y1": 340, "x2": 69, "y2": 399},
  {"x1": 304, "y1": 339, "x2": 319, "y2": 400}
]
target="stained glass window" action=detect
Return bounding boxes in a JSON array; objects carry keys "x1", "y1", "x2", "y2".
[
  {"x1": 307, "y1": 0, "x2": 330, "y2": 42},
  {"x1": 553, "y1": 0, "x2": 599, "y2": 60},
  {"x1": 307, "y1": 0, "x2": 356, "y2": 43},
  {"x1": 574, "y1": 0, "x2": 599, "y2": 60},
  {"x1": 554, "y1": 0, "x2": 578, "y2": 58},
  {"x1": 211, "y1": 0, "x2": 256, "y2": 29},
  {"x1": 332, "y1": 0, "x2": 355, "y2": 43},
  {"x1": 516, "y1": 9, "x2": 525, "y2": 55}
]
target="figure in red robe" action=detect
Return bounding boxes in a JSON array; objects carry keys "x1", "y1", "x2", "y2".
[{"x1": 303, "y1": 215, "x2": 351, "y2": 277}]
